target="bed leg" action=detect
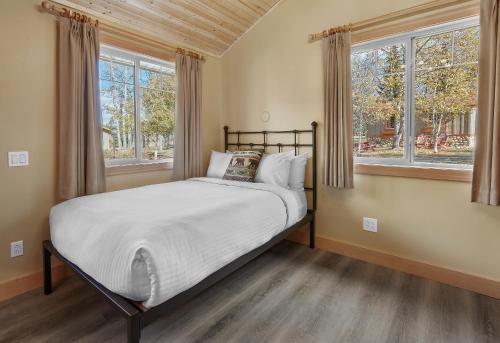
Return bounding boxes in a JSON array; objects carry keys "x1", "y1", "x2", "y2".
[
  {"x1": 43, "y1": 244, "x2": 52, "y2": 295},
  {"x1": 309, "y1": 216, "x2": 315, "y2": 249},
  {"x1": 127, "y1": 314, "x2": 141, "y2": 343}
]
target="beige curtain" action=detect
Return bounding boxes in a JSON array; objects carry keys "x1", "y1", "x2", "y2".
[
  {"x1": 174, "y1": 53, "x2": 203, "y2": 180},
  {"x1": 472, "y1": 0, "x2": 500, "y2": 206},
  {"x1": 58, "y1": 17, "x2": 106, "y2": 199},
  {"x1": 323, "y1": 31, "x2": 354, "y2": 188}
]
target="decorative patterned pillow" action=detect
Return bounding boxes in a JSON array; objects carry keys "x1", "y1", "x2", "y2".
[{"x1": 223, "y1": 151, "x2": 263, "y2": 182}]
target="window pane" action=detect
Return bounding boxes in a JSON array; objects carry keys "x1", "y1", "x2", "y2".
[
  {"x1": 415, "y1": 32, "x2": 452, "y2": 70},
  {"x1": 453, "y1": 26, "x2": 480, "y2": 64},
  {"x1": 99, "y1": 58, "x2": 134, "y2": 85},
  {"x1": 99, "y1": 59, "x2": 136, "y2": 161},
  {"x1": 352, "y1": 43, "x2": 406, "y2": 159},
  {"x1": 140, "y1": 61, "x2": 175, "y2": 91},
  {"x1": 414, "y1": 26, "x2": 479, "y2": 165},
  {"x1": 139, "y1": 64, "x2": 176, "y2": 161}
]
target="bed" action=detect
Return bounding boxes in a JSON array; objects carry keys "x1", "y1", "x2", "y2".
[{"x1": 43, "y1": 122, "x2": 317, "y2": 343}]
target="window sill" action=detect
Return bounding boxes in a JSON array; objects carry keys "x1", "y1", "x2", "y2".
[
  {"x1": 354, "y1": 163, "x2": 473, "y2": 182},
  {"x1": 106, "y1": 161, "x2": 173, "y2": 176}
]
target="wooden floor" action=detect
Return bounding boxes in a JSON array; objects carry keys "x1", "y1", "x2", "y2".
[{"x1": 1, "y1": 241, "x2": 500, "y2": 343}]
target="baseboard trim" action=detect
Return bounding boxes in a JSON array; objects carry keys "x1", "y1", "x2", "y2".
[
  {"x1": 288, "y1": 231, "x2": 500, "y2": 299},
  {"x1": 3, "y1": 235, "x2": 498, "y2": 302},
  {"x1": 0, "y1": 264, "x2": 67, "y2": 302}
]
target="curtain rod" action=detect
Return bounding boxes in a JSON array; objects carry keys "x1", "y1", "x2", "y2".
[
  {"x1": 176, "y1": 48, "x2": 205, "y2": 61},
  {"x1": 308, "y1": 0, "x2": 477, "y2": 43},
  {"x1": 40, "y1": 0, "x2": 205, "y2": 61},
  {"x1": 41, "y1": 0, "x2": 98, "y2": 27}
]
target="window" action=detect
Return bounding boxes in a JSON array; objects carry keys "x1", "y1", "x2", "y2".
[
  {"x1": 99, "y1": 46, "x2": 176, "y2": 166},
  {"x1": 352, "y1": 18, "x2": 479, "y2": 169}
]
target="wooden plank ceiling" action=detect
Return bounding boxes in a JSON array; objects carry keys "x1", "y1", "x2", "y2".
[{"x1": 56, "y1": 0, "x2": 282, "y2": 56}]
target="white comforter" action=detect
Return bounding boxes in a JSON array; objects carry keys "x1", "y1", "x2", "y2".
[{"x1": 50, "y1": 177, "x2": 306, "y2": 308}]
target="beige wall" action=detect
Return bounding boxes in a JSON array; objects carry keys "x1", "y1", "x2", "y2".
[
  {"x1": 2, "y1": 0, "x2": 499, "y2": 290},
  {"x1": 0, "y1": 0, "x2": 222, "y2": 284},
  {"x1": 220, "y1": 0, "x2": 500, "y2": 281}
]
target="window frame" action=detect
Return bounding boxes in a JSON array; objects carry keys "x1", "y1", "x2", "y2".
[
  {"x1": 351, "y1": 17, "x2": 479, "y2": 172},
  {"x1": 100, "y1": 45, "x2": 176, "y2": 169}
]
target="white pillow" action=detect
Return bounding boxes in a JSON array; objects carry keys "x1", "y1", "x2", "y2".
[
  {"x1": 288, "y1": 153, "x2": 308, "y2": 190},
  {"x1": 207, "y1": 150, "x2": 232, "y2": 179},
  {"x1": 255, "y1": 151, "x2": 293, "y2": 188}
]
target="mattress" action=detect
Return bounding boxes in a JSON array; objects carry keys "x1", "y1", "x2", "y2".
[{"x1": 50, "y1": 177, "x2": 307, "y2": 308}]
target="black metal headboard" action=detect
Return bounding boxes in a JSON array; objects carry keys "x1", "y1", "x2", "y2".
[{"x1": 223, "y1": 122, "x2": 318, "y2": 211}]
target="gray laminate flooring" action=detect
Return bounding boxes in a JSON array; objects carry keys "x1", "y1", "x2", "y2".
[{"x1": 1, "y1": 241, "x2": 499, "y2": 343}]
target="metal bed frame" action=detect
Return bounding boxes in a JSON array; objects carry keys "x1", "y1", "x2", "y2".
[{"x1": 43, "y1": 122, "x2": 318, "y2": 343}]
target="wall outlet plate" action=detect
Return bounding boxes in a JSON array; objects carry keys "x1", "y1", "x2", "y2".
[
  {"x1": 363, "y1": 217, "x2": 378, "y2": 233},
  {"x1": 8, "y1": 151, "x2": 29, "y2": 167},
  {"x1": 11, "y1": 241, "x2": 23, "y2": 257}
]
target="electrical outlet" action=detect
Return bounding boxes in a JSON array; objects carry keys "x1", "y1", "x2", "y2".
[
  {"x1": 10, "y1": 241, "x2": 23, "y2": 257},
  {"x1": 363, "y1": 217, "x2": 378, "y2": 233}
]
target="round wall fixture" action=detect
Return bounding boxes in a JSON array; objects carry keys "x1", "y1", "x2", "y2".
[{"x1": 260, "y1": 110, "x2": 271, "y2": 122}]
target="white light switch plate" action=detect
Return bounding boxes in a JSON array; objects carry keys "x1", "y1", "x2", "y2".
[
  {"x1": 363, "y1": 217, "x2": 378, "y2": 232},
  {"x1": 11, "y1": 241, "x2": 24, "y2": 257},
  {"x1": 8, "y1": 151, "x2": 29, "y2": 167}
]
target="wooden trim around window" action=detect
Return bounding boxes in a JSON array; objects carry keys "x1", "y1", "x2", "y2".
[
  {"x1": 351, "y1": 0, "x2": 479, "y2": 44},
  {"x1": 354, "y1": 163, "x2": 473, "y2": 182},
  {"x1": 106, "y1": 161, "x2": 172, "y2": 176},
  {"x1": 100, "y1": 31, "x2": 176, "y2": 63}
]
